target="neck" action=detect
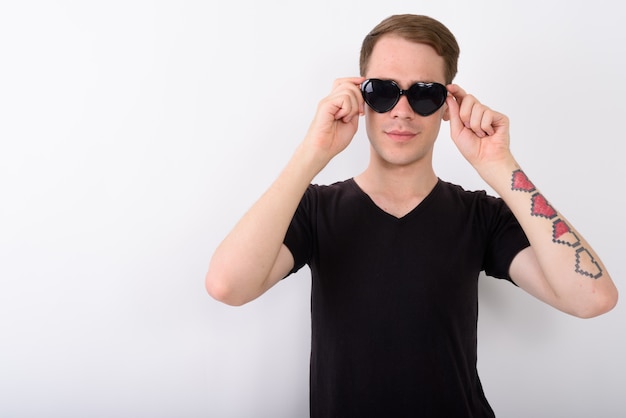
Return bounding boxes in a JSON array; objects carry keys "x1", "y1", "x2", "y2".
[
  {"x1": 354, "y1": 156, "x2": 439, "y2": 218},
  {"x1": 356, "y1": 154, "x2": 438, "y2": 197}
]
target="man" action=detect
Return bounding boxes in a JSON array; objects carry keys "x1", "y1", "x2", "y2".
[{"x1": 206, "y1": 14, "x2": 618, "y2": 417}]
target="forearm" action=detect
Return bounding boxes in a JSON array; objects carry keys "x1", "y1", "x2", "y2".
[
  {"x1": 446, "y1": 85, "x2": 617, "y2": 316},
  {"x1": 206, "y1": 144, "x2": 326, "y2": 305},
  {"x1": 478, "y1": 157, "x2": 618, "y2": 317},
  {"x1": 206, "y1": 77, "x2": 364, "y2": 305}
]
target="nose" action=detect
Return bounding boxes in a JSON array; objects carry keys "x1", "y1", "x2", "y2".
[{"x1": 390, "y1": 94, "x2": 414, "y2": 119}]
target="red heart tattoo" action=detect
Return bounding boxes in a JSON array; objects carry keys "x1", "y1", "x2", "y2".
[
  {"x1": 511, "y1": 170, "x2": 536, "y2": 193},
  {"x1": 531, "y1": 193, "x2": 557, "y2": 219},
  {"x1": 552, "y1": 219, "x2": 580, "y2": 247}
]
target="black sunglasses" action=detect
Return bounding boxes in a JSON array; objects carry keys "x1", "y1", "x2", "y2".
[{"x1": 361, "y1": 78, "x2": 447, "y2": 116}]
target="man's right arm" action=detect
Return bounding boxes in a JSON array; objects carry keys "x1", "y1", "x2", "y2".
[{"x1": 205, "y1": 77, "x2": 365, "y2": 306}]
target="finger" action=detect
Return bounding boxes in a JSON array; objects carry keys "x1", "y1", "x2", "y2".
[
  {"x1": 447, "y1": 83, "x2": 466, "y2": 101},
  {"x1": 331, "y1": 94, "x2": 357, "y2": 123},
  {"x1": 332, "y1": 76, "x2": 366, "y2": 89},
  {"x1": 447, "y1": 84, "x2": 469, "y2": 119},
  {"x1": 449, "y1": 84, "x2": 504, "y2": 137},
  {"x1": 459, "y1": 94, "x2": 480, "y2": 129},
  {"x1": 469, "y1": 104, "x2": 489, "y2": 137},
  {"x1": 341, "y1": 90, "x2": 363, "y2": 123},
  {"x1": 448, "y1": 85, "x2": 482, "y2": 130},
  {"x1": 333, "y1": 78, "x2": 366, "y2": 121},
  {"x1": 480, "y1": 110, "x2": 496, "y2": 136},
  {"x1": 349, "y1": 77, "x2": 367, "y2": 115}
]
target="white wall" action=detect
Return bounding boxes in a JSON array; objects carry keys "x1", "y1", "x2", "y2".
[{"x1": 1, "y1": 1, "x2": 624, "y2": 417}]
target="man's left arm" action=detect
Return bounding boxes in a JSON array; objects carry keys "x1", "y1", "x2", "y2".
[{"x1": 445, "y1": 84, "x2": 618, "y2": 318}]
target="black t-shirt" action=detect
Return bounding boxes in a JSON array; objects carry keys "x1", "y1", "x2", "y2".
[{"x1": 284, "y1": 178, "x2": 530, "y2": 418}]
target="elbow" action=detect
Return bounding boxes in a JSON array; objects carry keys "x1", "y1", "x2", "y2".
[
  {"x1": 205, "y1": 269, "x2": 250, "y2": 307},
  {"x1": 572, "y1": 287, "x2": 619, "y2": 319}
]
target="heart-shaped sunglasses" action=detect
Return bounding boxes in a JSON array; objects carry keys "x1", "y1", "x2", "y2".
[{"x1": 361, "y1": 78, "x2": 447, "y2": 116}]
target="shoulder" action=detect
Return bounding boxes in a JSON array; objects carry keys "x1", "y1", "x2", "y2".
[
  {"x1": 303, "y1": 178, "x2": 362, "y2": 203},
  {"x1": 434, "y1": 179, "x2": 514, "y2": 220},
  {"x1": 307, "y1": 178, "x2": 357, "y2": 193},
  {"x1": 295, "y1": 179, "x2": 373, "y2": 224},
  {"x1": 435, "y1": 179, "x2": 495, "y2": 204}
]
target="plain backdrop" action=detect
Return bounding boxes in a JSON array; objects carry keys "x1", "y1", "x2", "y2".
[{"x1": 1, "y1": 1, "x2": 624, "y2": 417}]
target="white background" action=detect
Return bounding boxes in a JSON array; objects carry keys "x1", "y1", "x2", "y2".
[{"x1": 1, "y1": 1, "x2": 624, "y2": 417}]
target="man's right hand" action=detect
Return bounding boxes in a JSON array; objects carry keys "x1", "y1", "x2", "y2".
[{"x1": 302, "y1": 77, "x2": 366, "y2": 167}]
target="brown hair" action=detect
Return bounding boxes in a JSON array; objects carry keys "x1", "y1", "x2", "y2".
[{"x1": 359, "y1": 14, "x2": 460, "y2": 84}]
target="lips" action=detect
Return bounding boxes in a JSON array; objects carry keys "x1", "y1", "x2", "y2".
[{"x1": 386, "y1": 129, "x2": 416, "y2": 142}]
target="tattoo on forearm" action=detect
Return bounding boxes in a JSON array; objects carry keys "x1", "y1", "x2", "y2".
[
  {"x1": 575, "y1": 248, "x2": 603, "y2": 279},
  {"x1": 511, "y1": 169, "x2": 536, "y2": 193},
  {"x1": 511, "y1": 169, "x2": 603, "y2": 279},
  {"x1": 530, "y1": 194, "x2": 557, "y2": 219},
  {"x1": 552, "y1": 219, "x2": 580, "y2": 247}
]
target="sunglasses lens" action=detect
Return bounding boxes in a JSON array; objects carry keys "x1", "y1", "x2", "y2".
[
  {"x1": 407, "y1": 83, "x2": 447, "y2": 116},
  {"x1": 361, "y1": 79, "x2": 400, "y2": 113}
]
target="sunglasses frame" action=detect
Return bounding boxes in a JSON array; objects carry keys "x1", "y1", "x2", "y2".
[{"x1": 361, "y1": 78, "x2": 448, "y2": 116}]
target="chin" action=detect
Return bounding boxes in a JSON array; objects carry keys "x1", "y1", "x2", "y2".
[
  {"x1": 370, "y1": 138, "x2": 434, "y2": 165},
  {"x1": 374, "y1": 147, "x2": 432, "y2": 168}
]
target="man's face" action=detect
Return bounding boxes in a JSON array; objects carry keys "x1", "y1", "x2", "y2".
[{"x1": 363, "y1": 35, "x2": 449, "y2": 168}]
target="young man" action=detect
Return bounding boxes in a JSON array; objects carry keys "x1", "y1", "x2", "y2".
[{"x1": 206, "y1": 14, "x2": 618, "y2": 417}]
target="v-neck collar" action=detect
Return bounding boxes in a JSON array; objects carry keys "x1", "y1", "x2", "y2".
[{"x1": 347, "y1": 177, "x2": 441, "y2": 221}]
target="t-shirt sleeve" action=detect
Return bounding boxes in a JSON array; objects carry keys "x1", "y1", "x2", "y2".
[
  {"x1": 283, "y1": 185, "x2": 315, "y2": 276},
  {"x1": 482, "y1": 198, "x2": 530, "y2": 282}
]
